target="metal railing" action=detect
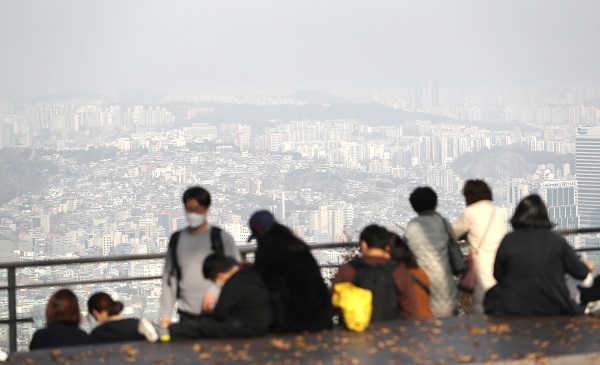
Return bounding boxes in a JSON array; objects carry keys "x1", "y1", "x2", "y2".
[
  {"x1": 1, "y1": 227, "x2": 599, "y2": 352},
  {"x1": 0, "y1": 241, "x2": 358, "y2": 351}
]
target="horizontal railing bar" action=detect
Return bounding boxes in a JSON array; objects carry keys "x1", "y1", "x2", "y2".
[
  {"x1": 556, "y1": 227, "x2": 600, "y2": 236},
  {"x1": 575, "y1": 247, "x2": 600, "y2": 252},
  {"x1": 10, "y1": 275, "x2": 162, "y2": 290},
  {"x1": 0, "y1": 229, "x2": 596, "y2": 271},
  {"x1": 0, "y1": 253, "x2": 166, "y2": 269},
  {"x1": 0, "y1": 242, "x2": 358, "y2": 269},
  {"x1": 307, "y1": 242, "x2": 358, "y2": 249},
  {"x1": 0, "y1": 318, "x2": 33, "y2": 325}
]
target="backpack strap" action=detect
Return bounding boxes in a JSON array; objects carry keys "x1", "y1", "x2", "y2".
[
  {"x1": 350, "y1": 258, "x2": 398, "y2": 272},
  {"x1": 210, "y1": 226, "x2": 224, "y2": 255},
  {"x1": 438, "y1": 213, "x2": 455, "y2": 243},
  {"x1": 383, "y1": 260, "x2": 401, "y2": 295},
  {"x1": 349, "y1": 259, "x2": 400, "y2": 293},
  {"x1": 410, "y1": 274, "x2": 431, "y2": 296},
  {"x1": 349, "y1": 258, "x2": 368, "y2": 271},
  {"x1": 167, "y1": 230, "x2": 182, "y2": 298},
  {"x1": 167, "y1": 227, "x2": 224, "y2": 299}
]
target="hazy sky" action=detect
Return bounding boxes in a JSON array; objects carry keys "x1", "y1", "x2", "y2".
[{"x1": 1, "y1": 0, "x2": 600, "y2": 94}]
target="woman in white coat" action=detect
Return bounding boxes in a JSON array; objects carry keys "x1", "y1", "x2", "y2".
[{"x1": 452, "y1": 180, "x2": 507, "y2": 314}]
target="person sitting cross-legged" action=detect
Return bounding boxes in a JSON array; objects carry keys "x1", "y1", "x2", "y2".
[
  {"x1": 332, "y1": 224, "x2": 423, "y2": 324},
  {"x1": 170, "y1": 254, "x2": 272, "y2": 339}
]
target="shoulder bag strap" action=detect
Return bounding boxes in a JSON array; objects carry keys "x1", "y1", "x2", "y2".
[
  {"x1": 167, "y1": 230, "x2": 182, "y2": 298},
  {"x1": 437, "y1": 213, "x2": 454, "y2": 242},
  {"x1": 410, "y1": 273, "x2": 431, "y2": 296},
  {"x1": 476, "y1": 207, "x2": 496, "y2": 254}
]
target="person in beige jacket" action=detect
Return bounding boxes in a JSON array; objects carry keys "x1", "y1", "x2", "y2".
[{"x1": 452, "y1": 180, "x2": 507, "y2": 314}]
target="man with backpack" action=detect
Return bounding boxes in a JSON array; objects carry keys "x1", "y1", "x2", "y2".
[
  {"x1": 332, "y1": 224, "x2": 422, "y2": 325},
  {"x1": 159, "y1": 186, "x2": 241, "y2": 332}
]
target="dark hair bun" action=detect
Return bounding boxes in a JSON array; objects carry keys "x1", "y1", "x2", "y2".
[{"x1": 108, "y1": 300, "x2": 124, "y2": 316}]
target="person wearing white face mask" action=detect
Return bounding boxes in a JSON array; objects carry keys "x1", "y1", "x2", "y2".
[{"x1": 159, "y1": 186, "x2": 241, "y2": 334}]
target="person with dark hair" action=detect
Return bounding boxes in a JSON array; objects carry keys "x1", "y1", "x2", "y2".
[
  {"x1": 333, "y1": 225, "x2": 429, "y2": 321},
  {"x1": 509, "y1": 194, "x2": 555, "y2": 229},
  {"x1": 88, "y1": 292, "x2": 158, "y2": 344},
  {"x1": 170, "y1": 253, "x2": 271, "y2": 339},
  {"x1": 405, "y1": 186, "x2": 458, "y2": 317},
  {"x1": 389, "y1": 233, "x2": 433, "y2": 319},
  {"x1": 452, "y1": 180, "x2": 506, "y2": 313},
  {"x1": 408, "y1": 186, "x2": 438, "y2": 214},
  {"x1": 29, "y1": 289, "x2": 89, "y2": 350},
  {"x1": 160, "y1": 186, "x2": 241, "y2": 331},
  {"x1": 249, "y1": 210, "x2": 333, "y2": 333},
  {"x1": 485, "y1": 195, "x2": 594, "y2": 316}
]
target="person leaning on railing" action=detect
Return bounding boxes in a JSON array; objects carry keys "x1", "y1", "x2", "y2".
[
  {"x1": 484, "y1": 195, "x2": 595, "y2": 316},
  {"x1": 451, "y1": 180, "x2": 507, "y2": 314},
  {"x1": 404, "y1": 186, "x2": 458, "y2": 318}
]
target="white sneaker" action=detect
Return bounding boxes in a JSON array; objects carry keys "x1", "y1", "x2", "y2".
[
  {"x1": 585, "y1": 300, "x2": 600, "y2": 316},
  {"x1": 138, "y1": 317, "x2": 159, "y2": 343}
]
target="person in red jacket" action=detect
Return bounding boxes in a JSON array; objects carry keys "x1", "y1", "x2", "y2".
[
  {"x1": 332, "y1": 225, "x2": 429, "y2": 321},
  {"x1": 390, "y1": 232, "x2": 433, "y2": 319}
]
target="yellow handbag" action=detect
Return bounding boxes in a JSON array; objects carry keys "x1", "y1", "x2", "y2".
[{"x1": 332, "y1": 282, "x2": 373, "y2": 332}]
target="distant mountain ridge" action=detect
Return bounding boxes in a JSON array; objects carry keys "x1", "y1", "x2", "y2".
[
  {"x1": 452, "y1": 146, "x2": 575, "y2": 180},
  {"x1": 175, "y1": 102, "x2": 458, "y2": 131}
]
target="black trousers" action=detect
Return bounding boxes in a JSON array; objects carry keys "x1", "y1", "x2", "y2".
[
  {"x1": 170, "y1": 317, "x2": 267, "y2": 339},
  {"x1": 177, "y1": 309, "x2": 206, "y2": 322}
]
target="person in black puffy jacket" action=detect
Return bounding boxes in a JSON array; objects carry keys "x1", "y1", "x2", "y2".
[{"x1": 248, "y1": 210, "x2": 333, "y2": 333}]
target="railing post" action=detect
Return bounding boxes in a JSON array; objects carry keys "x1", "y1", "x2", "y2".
[{"x1": 7, "y1": 267, "x2": 17, "y2": 352}]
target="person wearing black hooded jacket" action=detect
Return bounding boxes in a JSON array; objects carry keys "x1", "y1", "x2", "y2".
[{"x1": 248, "y1": 210, "x2": 333, "y2": 333}]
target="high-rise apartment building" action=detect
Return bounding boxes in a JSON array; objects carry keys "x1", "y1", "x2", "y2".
[
  {"x1": 507, "y1": 174, "x2": 580, "y2": 247},
  {"x1": 538, "y1": 180, "x2": 579, "y2": 232},
  {"x1": 575, "y1": 126, "x2": 600, "y2": 228},
  {"x1": 309, "y1": 206, "x2": 346, "y2": 243}
]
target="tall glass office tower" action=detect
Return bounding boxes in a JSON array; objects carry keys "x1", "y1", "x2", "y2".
[{"x1": 576, "y1": 126, "x2": 600, "y2": 229}]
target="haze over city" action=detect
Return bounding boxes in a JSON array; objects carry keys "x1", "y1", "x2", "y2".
[
  {"x1": 1, "y1": 0, "x2": 600, "y2": 352},
  {"x1": 2, "y1": 0, "x2": 600, "y2": 95}
]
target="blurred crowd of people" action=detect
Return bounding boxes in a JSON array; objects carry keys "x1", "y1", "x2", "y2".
[{"x1": 29, "y1": 181, "x2": 597, "y2": 350}]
